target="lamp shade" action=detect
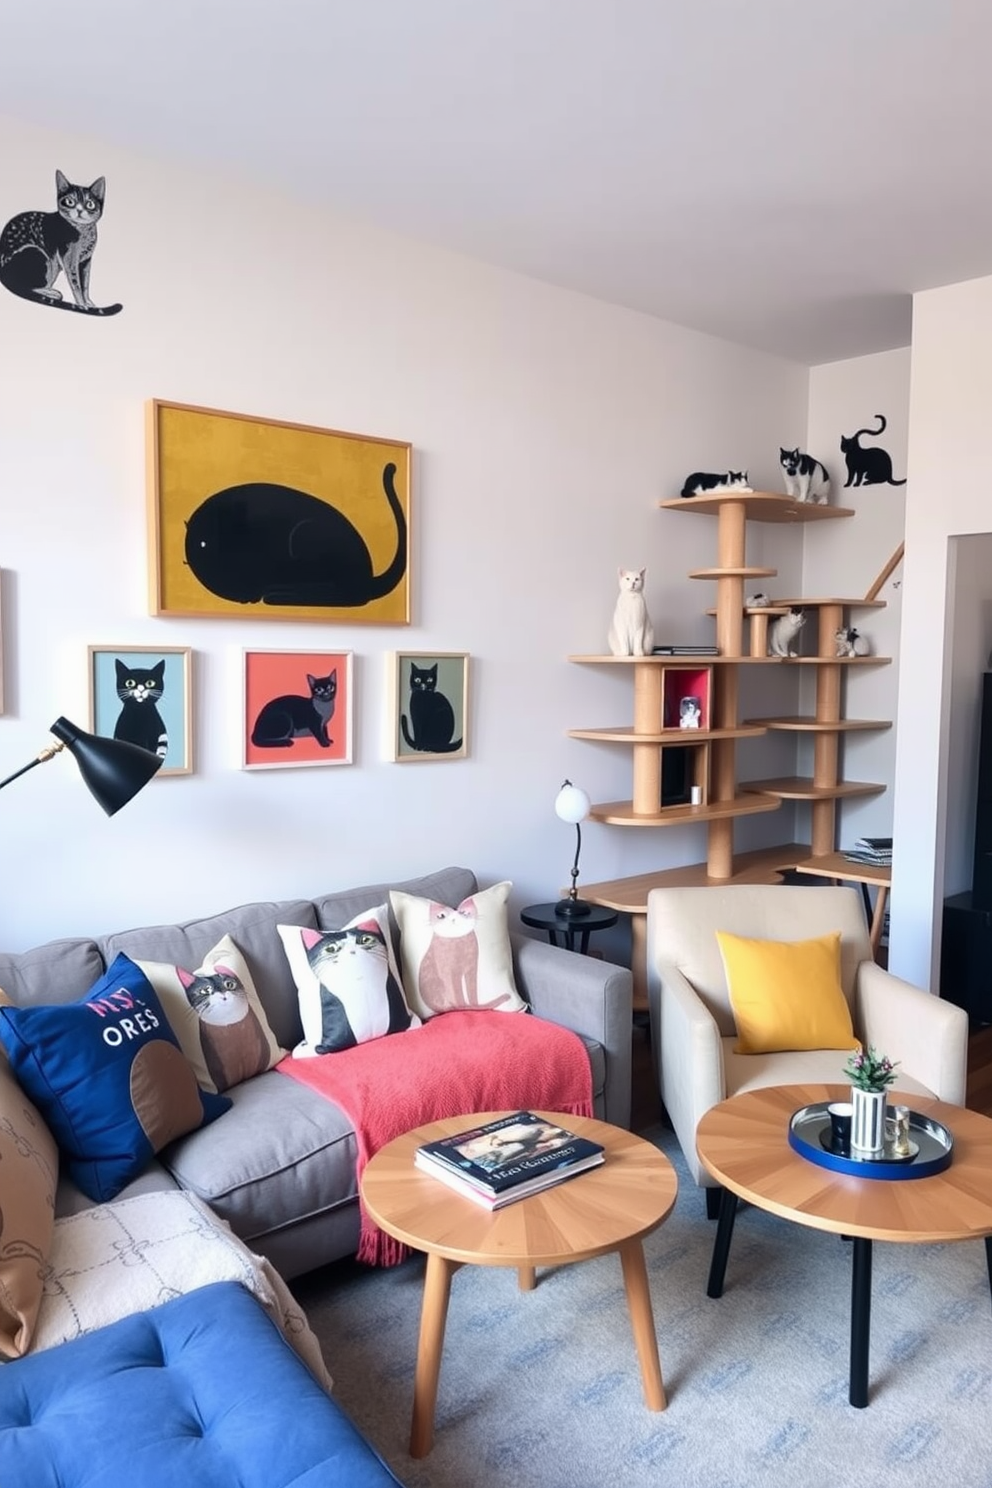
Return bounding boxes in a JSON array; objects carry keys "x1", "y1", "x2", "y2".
[
  {"x1": 554, "y1": 780, "x2": 590, "y2": 825},
  {"x1": 50, "y1": 717, "x2": 163, "y2": 815}
]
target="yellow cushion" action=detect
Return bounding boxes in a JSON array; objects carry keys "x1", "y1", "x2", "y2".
[{"x1": 715, "y1": 929, "x2": 859, "y2": 1055}]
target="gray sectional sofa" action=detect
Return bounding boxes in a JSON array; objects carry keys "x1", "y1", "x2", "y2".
[{"x1": 0, "y1": 866, "x2": 633, "y2": 1280}]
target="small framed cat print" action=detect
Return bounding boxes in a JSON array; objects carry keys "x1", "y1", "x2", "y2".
[
  {"x1": 243, "y1": 649, "x2": 353, "y2": 770},
  {"x1": 390, "y1": 651, "x2": 469, "y2": 763},
  {"x1": 88, "y1": 646, "x2": 193, "y2": 777},
  {"x1": 147, "y1": 400, "x2": 412, "y2": 625}
]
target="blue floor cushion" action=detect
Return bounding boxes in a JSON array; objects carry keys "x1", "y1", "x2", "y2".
[{"x1": 0, "y1": 1281, "x2": 405, "y2": 1488}]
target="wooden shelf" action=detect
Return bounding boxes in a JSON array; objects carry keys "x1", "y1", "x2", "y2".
[
  {"x1": 746, "y1": 716, "x2": 892, "y2": 733},
  {"x1": 579, "y1": 843, "x2": 814, "y2": 913},
  {"x1": 776, "y1": 656, "x2": 891, "y2": 666},
  {"x1": 568, "y1": 654, "x2": 772, "y2": 666},
  {"x1": 688, "y1": 566, "x2": 777, "y2": 579},
  {"x1": 659, "y1": 492, "x2": 855, "y2": 522},
  {"x1": 771, "y1": 596, "x2": 887, "y2": 609},
  {"x1": 568, "y1": 725, "x2": 767, "y2": 744},
  {"x1": 742, "y1": 776, "x2": 886, "y2": 802},
  {"x1": 589, "y1": 794, "x2": 782, "y2": 827}
]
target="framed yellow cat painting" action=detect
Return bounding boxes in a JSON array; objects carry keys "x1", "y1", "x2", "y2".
[{"x1": 147, "y1": 400, "x2": 411, "y2": 623}]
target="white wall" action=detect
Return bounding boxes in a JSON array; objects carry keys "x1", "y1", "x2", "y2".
[
  {"x1": 0, "y1": 114, "x2": 809, "y2": 951},
  {"x1": 893, "y1": 273, "x2": 992, "y2": 987},
  {"x1": 804, "y1": 349, "x2": 909, "y2": 850}
]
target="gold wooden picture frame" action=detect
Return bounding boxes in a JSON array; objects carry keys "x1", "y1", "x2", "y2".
[
  {"x1": 88, "y1": 645, "x2": 193, "y2": 777},
  {"x1": 146, "y1": 400, "x2": 411, "y2": 623},
  {"x1": 390, "y1": 651, "x2": 469, "y2": 762}
]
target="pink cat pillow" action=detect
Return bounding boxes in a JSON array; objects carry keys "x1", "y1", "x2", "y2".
[{"x1": 389, "y1": 881, "x2": 528, "y2": 1021}]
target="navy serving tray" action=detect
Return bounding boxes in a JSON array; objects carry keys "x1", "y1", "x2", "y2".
[{"x1": 788, "y1": 1102, "x2": 954, "y2": 1181}]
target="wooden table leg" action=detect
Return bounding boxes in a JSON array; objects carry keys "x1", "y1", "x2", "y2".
[
  {"x1": 869, "y1": 885, "x2": 889, "y2": 961},
  {"x1": 410, "y1": 1252, "x2": 456, "y2": 1457},
  {"x1": 619, "y1": 1238, "x2": 667, "y2": 1410},
  {"x1": 518, "y1": 1265, "x2": 536, "y2": 1291}
]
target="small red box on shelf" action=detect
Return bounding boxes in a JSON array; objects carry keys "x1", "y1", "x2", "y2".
[{"x1": 663, "y1": 668, "x2": 711, "y2": 731}]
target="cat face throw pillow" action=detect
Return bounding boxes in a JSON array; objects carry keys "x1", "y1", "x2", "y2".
[
  {"x1": 278, "y1": 905, "x2": 420, "y2": 1056},
  {"x1": 137, "y1": 935, "x2": 284, "y2": 1093},
  {"x1": 389, "y1": 880, "x2": 528, "y2": 1021}
]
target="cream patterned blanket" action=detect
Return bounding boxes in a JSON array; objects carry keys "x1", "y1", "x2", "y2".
[{"x1": 29, "y1": 1190, "x2": 331, "y2": 1390}]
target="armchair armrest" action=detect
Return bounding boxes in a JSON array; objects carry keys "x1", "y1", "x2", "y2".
[
  {"x1": 510, "y1": 932, "x2": 632, "y2": 1129},
  {"x1": 649, "y1": 961, "x2": 725, "y2": 1187},
  {"x1": 856, "y1": 959, "x2": 968, "y2": 1106}
]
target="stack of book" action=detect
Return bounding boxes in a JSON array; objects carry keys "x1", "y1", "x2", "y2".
[
  {"x1": 414, "y1": 1110, "x2": 605, "y2": 1209},
  {"x1": 843, "y1": 836, "x2": 892, "y2": 867}
]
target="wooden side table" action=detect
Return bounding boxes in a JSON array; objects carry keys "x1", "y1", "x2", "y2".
[
  {"x1": 361, "y1": 1111, "x2": 677, "y2": 1456},
  {"x1": 520, "y1": 902, "x2": 619, "y2": 955}
]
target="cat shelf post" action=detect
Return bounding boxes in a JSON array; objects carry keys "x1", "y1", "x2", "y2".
[
  {"x1": 631, "y1": 662, "x2": 663, "y2": 815},
  {"x1": 811, "y1": 601, "x2": 845, "y2": 857}
]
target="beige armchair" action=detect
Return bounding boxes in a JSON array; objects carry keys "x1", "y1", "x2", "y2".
[{"x1": 646, "y1": 884, "x2": 969, "y2": 1195}]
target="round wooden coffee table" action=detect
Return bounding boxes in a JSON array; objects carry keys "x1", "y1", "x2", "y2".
[
  {"x1": 695, "y1": 1083, "x2": 992, "y2": 1408},
  {"x1": 361, "y1": 1110, "x2": 677, "y2": 1457}
]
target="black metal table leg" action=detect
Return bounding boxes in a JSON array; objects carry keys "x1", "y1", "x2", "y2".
[
  {"x1": 706, "y1": 1187, "x2": 738, "y2": 1298},
  {"x1": 578, "y1": 928, "x2": 591, "y2": 954},
  {"x1": 849, "y1": 1237, "x2": 873, "y2": 1408}
]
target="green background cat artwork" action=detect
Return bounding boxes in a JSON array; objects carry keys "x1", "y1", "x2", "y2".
[
  {"x1": 243, "y1": 650, "x2": 354, "y2": 770},
  {"x1": 147, "y1": 401, "x2": 412, "y2": 624},
  {"x1": 88, "y1": 646, "x2": 192, "y2": 777},
  {"x1": 390, "y1": 651, "x2": 469, "y2": 763}
]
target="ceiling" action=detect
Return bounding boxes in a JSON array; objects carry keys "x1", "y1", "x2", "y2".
[{"x1": 2, "y1": 0, "x2": 990, "y2": 363}]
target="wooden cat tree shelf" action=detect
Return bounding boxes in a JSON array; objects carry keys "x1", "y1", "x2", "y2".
[{"x1": 568, "y1": 490, "x2": 892, "y2": 1007}]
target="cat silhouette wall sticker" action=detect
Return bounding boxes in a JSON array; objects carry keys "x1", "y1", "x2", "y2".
[
  {"x1": 840, "y1": 414, "x2": 907, "y2": 487},
  {"x1": 0, "y1": 170, "x2": 122, "y2": 316}
]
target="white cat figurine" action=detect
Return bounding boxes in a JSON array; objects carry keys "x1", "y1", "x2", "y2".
[
  {"x1": 834, "y1": 626, "x2": 870, "y2": 657},
  {"x1": 768, "y1": 607, "x2": 806, "y2": 657},
  {"x1": 607, "y1": 567, "x2": 655, "y2": 657}
]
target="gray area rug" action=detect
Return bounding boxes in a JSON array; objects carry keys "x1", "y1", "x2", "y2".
[{"x1": 293, "y1": 1124, "x2": 992, "y2": 1488}]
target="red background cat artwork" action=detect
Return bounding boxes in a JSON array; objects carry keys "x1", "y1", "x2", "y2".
[{"x1": 242, "y1": 649, "x2": 353, "y2": 769}]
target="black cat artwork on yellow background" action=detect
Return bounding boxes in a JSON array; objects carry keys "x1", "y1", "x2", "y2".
[{"x1": 0, "y1": 170, "x2": 122, "y2": 316}]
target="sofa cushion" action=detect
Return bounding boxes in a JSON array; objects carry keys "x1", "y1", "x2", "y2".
[
  {"x1": 0, "y1": 938, "x2": 106, "y2": 1007},
  {"x1": 137, "y1": 934, "x2": 285, "y2": 1091},
  {"x1": 279, "y1": 906, "x2": 419, "y2": 1055},
  {"x1": 0, "y1": 1281, "x2": 405, "y2": 1488},
  {"x1": 716, "y1": 929, "x2": 858, "y2": 1054},
  {"x1": 99, "y1": 899, "x2": 319, "y2": 1054},
  {"x1": 159, "y1": 1069, "x2": 358, "y2": 1245},
  {"x1": 0, "y1": 1056, "x2": 58, "y2": 1358},
  {"x1": 390, "y1": 880, "x2": 528, "y2": 1018},
  {"x1": 0, "y1": 954, "x2": 231, "y2": 1203}
]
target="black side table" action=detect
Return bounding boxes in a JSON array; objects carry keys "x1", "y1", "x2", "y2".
[{"x1": 520, "y1": 902, "x2": 619, "y2": 955}]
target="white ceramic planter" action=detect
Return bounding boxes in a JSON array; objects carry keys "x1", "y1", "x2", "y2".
[{"x1": 850, "y1": 1087, "x2": 887, "y2": 1156}]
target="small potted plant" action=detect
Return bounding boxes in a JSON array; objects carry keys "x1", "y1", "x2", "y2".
[{"x1": 844, "y1": 1046, "x2": 899, "y2": 1156}]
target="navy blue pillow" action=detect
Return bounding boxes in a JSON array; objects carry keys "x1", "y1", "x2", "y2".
[{"x1": 0, "y1": 953, "x2": 231, "y2": 1202}]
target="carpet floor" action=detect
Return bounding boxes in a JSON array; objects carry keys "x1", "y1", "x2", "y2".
[{"x1": 292, "y1": 1124, "x2": 992, "y2": 1488}]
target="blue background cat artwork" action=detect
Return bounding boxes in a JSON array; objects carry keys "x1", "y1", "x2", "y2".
[
  {"x1": 243, "y1": 649, "x2": 353, "y2": 769},
  {"x1": 0, "y1": 169, "x2": 122, "y2": 316},
  {"x1": 391, "y1": 651, "x2": 469, "y2": 762},
  {"x1": 147, "y1": 401, "x2": 412, "y2": 624},
  {"x1": 88, "y1": 646, "x2": 192, "y2": 776}
]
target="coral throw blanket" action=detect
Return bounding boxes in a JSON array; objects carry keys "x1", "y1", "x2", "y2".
[{"x1": 277, "y1": 1011, "x2": 594, "y2": 1266}]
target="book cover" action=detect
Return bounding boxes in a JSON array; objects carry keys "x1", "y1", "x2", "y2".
[
  {"x1": 416, "y1": 1110, "x2": 604, "y2": 1193},
  {"x1": 414, "y1": 1147, "x2": 604, "y2": 1208}
]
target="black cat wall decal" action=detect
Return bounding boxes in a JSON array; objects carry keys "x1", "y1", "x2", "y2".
[
  {"x1": 840, "y1": 414, "x2": 906, "y2": 487},
  {"x1": 0, "y1": 170, "x2": 122, "y2": 316},
  {"x1": 184, "y1": 462, "x2": 406, "y2": 607}
]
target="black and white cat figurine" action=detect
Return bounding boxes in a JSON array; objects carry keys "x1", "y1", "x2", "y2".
[
  {"x1": 0, "y1": 171, "x2": 122, "y2": 315},
  {"x1": 113, "y1": 659, "x2": 168, "y2": 759},
  {"x1": 401, "y1": 663, "x2": 462, "y2": 753},
  {"x1": 779, "y1": 447, "x2": 830, "y2": 504},
  {"x1": 834, "y1": 626, "x2": 870, "y2": 658},
  {"x1": 680, "y1": 470, "x2": 752, "y2": 498},
  {"x1": 251, "y1": 671, "x2": 337, "y2": 748},
  {"x1": 840, "y1": 415, "x2": 907, "y2": 487},
  {"x1": 768, "y1": 607, "x2": 806, "y2": 657}
]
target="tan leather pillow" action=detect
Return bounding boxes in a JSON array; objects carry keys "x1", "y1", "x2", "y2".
[{"x1": 0, "y1": 1045, "x2": 58, "y2": 1356}]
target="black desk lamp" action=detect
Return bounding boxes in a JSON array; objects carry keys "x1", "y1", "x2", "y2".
[
  {"x1": 554, "y1": 778, "x2": 592, "y2": 917},
  {"x1": 0, "y1": 717, "x2": 163, "y2": 815}
]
